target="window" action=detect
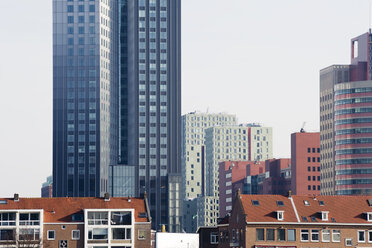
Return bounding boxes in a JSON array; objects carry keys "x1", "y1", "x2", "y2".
[
  {"x1": 301, "y1": 229, "x2": 309, "y2": 241},
  {"x1": 304, "y1": 200, "x2": 310, "y2": 206},
  {"x1": 0, "y1": 213, "x2": 16, "y2": 226},
  {"x1": 88, "y1": 228, "x2": 108, "y2": 240},
  {"x1": 332, "y1": 230, "x2": 340, "y2": 242},
  {"x1": 367, "y1": 212, "x2": 372, "y2": 221},
  {"x1": 321, "y1": 211, "x2": 329, "y2": 221},
  {"x1": 88, "y1": 212, "x2": 108, "y2": 225},
  {"x1": 277, "y1": 201, "x2": 284, "y2": 206},
  {"x1": 277, "y1": 211, "x2": 284, "y2": 221},
  {"x1": 322, "y1": 229, "x2": 330, "y2": 242},
  {"x1": 277, "y1": 229, "x2": 285, "y2": 241},
  {"x1": 266, "y1": 229, "x2": 275, "y2": 241},
  {"x1": 210, "y1": 232, "x2": 218, "y2": 244},
  {"x1": 369, "y1": 230, "x2": 372, "y2": 243},
  {"x1": 72, "y1": 230, "x2": 80, "y2": 240},
  {"x1": 345, "y1": 238, "x2": 353, "y2": 246},
  {"x1": 252, "y1": 200, "x2": 260, "y2": 206},
  {"x1": 111, "y1": 212, "x2": 131, "y2": 225},
  {"x1": 19, "y1": 228, "x2": 40, "y2": 241},
  {"x1": 19, "y1": 213, "x2": 40, "y2": 226},
  {"x1": 256, "y1": 229, "x2": 264, "y2": 241},
  {"x1": 0, "y1": 229, "x2": 14, "y2": 241},
  {"x1": 311, "y1": 229, "x2": 319, "y2": 242},
  {"x1": 47, "y1": 230, "x2": 55, "y2": 240},
  {"x1": 112, "y1": 228, "x2": 131, "y2": 240},
  {"x1": 138, "y1": 230, "x2": 146, "y2": 240},
  {"x1": 287, "y1": 229, "x2": 296, "y2": 241},
  {"x1": 358, "y1": 230, "x2": 365, "y2": 242}
]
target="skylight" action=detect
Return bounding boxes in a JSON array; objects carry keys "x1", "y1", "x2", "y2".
[
  {"x1": 252, "y1": 200, "x2": 260, "y2": 206},
  {"x1": 302, "y1": 216, "x2": 308, "y2": 222},
  {"x1": 304, "y1": 200, "x2": 310, "y2": 206},
  {"x1": 277, "y1": 201, "x2": 284, "y2": 206},
  {"x1": 319, "y1": 201, "x2": 325, "y2": 206},
  {"x1": 311, "y1": 216, "x2": 318, "y2": 222}
]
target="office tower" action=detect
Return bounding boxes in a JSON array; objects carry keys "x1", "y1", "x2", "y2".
[
  {"x1": 53, "y1": 0, "x2": 181, "y2": 232},
  {"x1": 320, "y1": 31, "x2": 372, "y2": 195},
  {"x1": 181, "y1": 112, "x2": 237, "y2": 232},
  {"x1": 291, "y1": 132, "x2": 320, "y2": 195},
  {"x1": 41, "y1": 176, "x2": 53, "y2": 198},
  {"x1": 125, "y1": 0, "x2": 182, "y2": 232},
  {"x1": 53, "y1": 0, "x2": 119, "y2": 197}
]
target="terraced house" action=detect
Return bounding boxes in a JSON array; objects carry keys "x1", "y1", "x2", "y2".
[
  {"x1": 218, "y1": 193, "x2": 372, "y2": 248},
  {"x1": 0, "y1": 194, "x2": 151, "y2": 248}
]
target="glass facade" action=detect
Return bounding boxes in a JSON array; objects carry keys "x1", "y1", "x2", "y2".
[{"x1": 53, "y1": 0, "x2": 118, "y2": 197}]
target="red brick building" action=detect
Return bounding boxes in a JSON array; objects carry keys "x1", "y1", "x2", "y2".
[
  {"x1": 219, "y1": 161, "x2": 265, "y2": 217},
  {"x1": 0, "y1": 194, "x2": 151, "y2": 248},
  {"x1": 218, "y1": 193, "x2": 372, "y2": 248},
  {"x1": 291, "y1": 132, "x2": 320, "y2": 195},
  {"x1": 260, "y1": 159, "x2": 291, "y2": 195}
]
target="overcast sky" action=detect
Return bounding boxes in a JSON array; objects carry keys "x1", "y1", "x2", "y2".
[{"x1": 0, "y1": 0, "x2": 370, "y2": 197}]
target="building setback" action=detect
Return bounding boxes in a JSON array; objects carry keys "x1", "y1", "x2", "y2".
[
  {"x1": 0, "y1": 195, "x2": 151, "y2": 248},
  {"x1": 291, "y1": 132, "x2": 320, "y2": 195},
  {"x1": 218, "y1": 193, "x2": 372, "y2": 248},
  {"x1": 320, "y1": 31, "x2": 372, "y2": 195}
]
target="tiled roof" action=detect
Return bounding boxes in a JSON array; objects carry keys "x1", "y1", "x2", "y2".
[
  {"x1": 240, "y1": 194, "x2": 372, "y2": 224},
  {"x1": 0, "y1": 197, "x2": 149, "y2": 223},
  {"x1": 241, "y1": 195, "x2": 298, "y2": 223}
]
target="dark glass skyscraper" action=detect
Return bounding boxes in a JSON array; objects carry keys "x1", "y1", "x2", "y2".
[{"x1": 53, "y1": 0, "x2": 181, "y2": 232}]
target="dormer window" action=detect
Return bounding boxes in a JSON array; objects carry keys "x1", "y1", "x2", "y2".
[
  {"x1": 367, "y1": 212, "x2": 372, "y2": 221},
  {"x1": 321, "y1": 211, "x2": 329, "y2": 221},
  {"x1": 277, "y1": 211, "x2": 284, "y2": 221}
]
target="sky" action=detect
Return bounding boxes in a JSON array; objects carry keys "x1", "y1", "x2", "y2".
[{"x1": 0, "y1": 0, "x2": 370, "y2": 197}]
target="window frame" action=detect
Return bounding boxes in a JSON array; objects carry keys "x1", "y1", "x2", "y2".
[
  {"x1": 71, "y1": 230, "x2": 80, "y2": 240},
  {"x1": 301, "y1": 229, "x2": 309, "y2": 242},
  {"x1": 321, "y1": 229, "x2": 330, "y2": 242},
  {"x1": 287, "y1": 229, "x2": 296, "y2": 241},
  {"x1": 332, "y1": 229, "x2": 341, "y2": 242},
  {"x1": 256, "y1": 228, "x2": 264, "y2": 241},
  {"x1": 311, "y1": 229, "x2": 319, "y2": 242},
  {"x1": 368, "y1": 230, "x2": 372, "y2": 243},
  {"x1": 266, "y1": 228, "x2": 275, "y2": 241},
  {"x1": 47, "y1": 230, "x2": 56, "y2": 241},
  {"x1": 138, "y1": 229, "x2": 146, "y2": 240},
  {"x1": 210, "y1": 232, "x2": 218, "y2": 244},
  {"x1": 358, "y1": 230, "x2": 366, "y2": 243}
]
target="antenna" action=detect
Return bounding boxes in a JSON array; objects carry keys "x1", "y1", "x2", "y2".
[{"x1": 370, "y1": 1, "x2": 371, "y2": 32}]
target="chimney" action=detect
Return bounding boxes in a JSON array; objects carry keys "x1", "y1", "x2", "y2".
[
  {"x1": 14, "y1": 194, "x2": 19, "y2": 202},
  {"x1": 104, "y1": 192, "x2": 110, "y2": 202},
  {"x1": 288, "y1": 190, "x2": 292, "y2": 198}
]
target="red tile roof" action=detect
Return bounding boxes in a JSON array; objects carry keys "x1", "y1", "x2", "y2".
[
  {"x1": 0, "y1": 197, "x2": 149, "y2": 223},
  {"x1": 239, "y1": 194, "x2": 372, "y2": 224}
]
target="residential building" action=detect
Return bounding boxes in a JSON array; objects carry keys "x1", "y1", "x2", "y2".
[
  {"x1": 197, "y1": 226, "x2": 218, "y2": 248},
  {"x1": 199, "y1": 124, "x2": 272, "y2": 227},
  {"x1": 53, "y1": 0, "x2": 182, "y2": 232},
  {"x1": 0, "y1": 194, "x2": 151, "y2": 248},
  {"x1": 219, "y1": 193, "x2": 372, "y2": 248},
  {"x1": 41, "y1": 176, "x2": 52, "y2": 198},
  {"x1": 291, "y1": 132, "x2": 320, "y2": 195},
  {"x1": 218, "y1": 161, "x2": 265, "y2": 218},
  {"x1": 181, "y1": 112, "x2": 236, "y2": 232},
  {"x1": 320, "y1": 31, "x2": 372, "y2": 195},
  {"x1": 259, "y1": 158, "x2": 291, "y2": 195}
]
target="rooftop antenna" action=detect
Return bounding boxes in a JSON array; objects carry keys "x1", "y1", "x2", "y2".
[{"x1": 369, "y1": 1, "x2": 371, "y2": 33}]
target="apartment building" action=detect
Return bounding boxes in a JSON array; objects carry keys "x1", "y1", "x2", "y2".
[
  {"x1": 218, "y1": 193, "x2": 372, "y2": 248},
  {"x1": 0, "y1": 194, "x2": 151, "y2": 248}
]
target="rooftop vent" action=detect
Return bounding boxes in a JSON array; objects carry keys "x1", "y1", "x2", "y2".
[
  {"x1": 14, "y1": 194, "x2": 19, "y2": 202},
  {"x1": 104, "y1": 192, "x2": 110, "y2": 202}
]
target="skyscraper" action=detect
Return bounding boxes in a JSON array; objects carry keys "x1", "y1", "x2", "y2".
[
  {"x1": 320, "y1": 31, "x2": 372, "y2": 195},
  {"x1": 53, "y1": 0, "x2": 119, "y2": 197},
  {"x1": 53, "y1": 0, "x2": 181, "y2": 232}
]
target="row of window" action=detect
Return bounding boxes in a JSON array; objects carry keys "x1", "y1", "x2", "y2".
[
  {"x1": 336, "y1": 127, "x2": 372, "y2": 135},
  {"x1": 256, "y1": 228, "x2": 341, "y2": 242},
  {"x1": 336, "y1": 138, "x2": 372, "y2": 145},
  {"x1": 335, "y1": 107, "x2": 372, "y2": 115},
  {"x1": 336, "y1": 148, "x2": 372, "y2": 155},
  {"x1": 47, "y1": 230, "x2": 80, "y2": 240},
  {"x1": 335, "y1": 87, "x2": 372, "y2": 95},
  {"x1": 307, "y1": 147, "x2": 320, "y2": 153},
  {"x1": 307, "y1": 157, "x2": 320, "y2": 163},
  {"x1": 335, "y1": 97, "x2": 372, "y2": 105},
  {"x1": 335, "y1": 118, "x2": 372, "y2": 125},
  {"x1": 67, "y1": 5, "x2": 95, "y2": 13}
]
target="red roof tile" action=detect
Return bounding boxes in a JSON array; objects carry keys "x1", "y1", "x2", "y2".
[
  {"x1": 0, "y1": 197, "x2": 149, "y2": 223},
  {"x1": 239, "y1": 194, "x2": 372, "y2": 224}
]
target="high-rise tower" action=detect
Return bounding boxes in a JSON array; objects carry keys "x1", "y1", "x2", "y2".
[
  {"x1": 53, "y1": 0, "x2": 181, "y2": 232},
  {"x1": 53, "y1": 0, "x2": 119, "y2": 197},
  {"x1": 320, "y1": 31, "x2": 372, "y2": 195}
]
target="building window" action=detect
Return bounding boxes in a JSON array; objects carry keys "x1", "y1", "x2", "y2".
[
  {"x1": 88, "y1": 228, "x2": 108, "y2": 240},
  {"x1": 138, "y1": 230, "x2": 146, "y2": 240},
  {"x1": 277, "y1": 229, "x2": 285, "y2": 241},
  {"x1": 210, "y1": 232, "x2": 218, "y2": 244},
  {"x1": 287, "y1": 229, "x2": 296, "y2": 241},
  {"x1": 321, "y1": 211, "x2": 329, "y2": 221},
  {"x1": 322, "y1": 229, "x2": 330, "y2": 242},
  {"x1": 358, "y1": 230, "x2": 366, "y2": 243},
  {"x1": 345, "y1": 238, "x2": 353, "y2": 246},
  {"x1": 266, "y1": 229, "x2": 275, "y2": 241},
  {"x1": 71, "y1": 230, "x2": 80, "y2": 240},
  {"x1": 301, "y1": 229, "x2": 309, "y2": 241},
  {"x1": 47, "y1": 230, "x2": 55, "y2": 240},
  {"x1": 311, "y1": 230, "x2": 319, "y2": 242},
  {"x1": 332, "y1": 230, "x2": 341, "y2": 242},
  {"x1": 256, "y1": 229, "x2": 264, "y2": 241},
  {"x1": 277, "y1": 211, "x2": 284, "y2": 221}
]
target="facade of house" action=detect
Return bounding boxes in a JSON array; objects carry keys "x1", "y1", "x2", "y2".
[
  {"x1": 0, "y1": 195, "x2": 151, "y2": 248},
  {"x1": 218, "y1": 193, "x2": 372, "y2": 248}
]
